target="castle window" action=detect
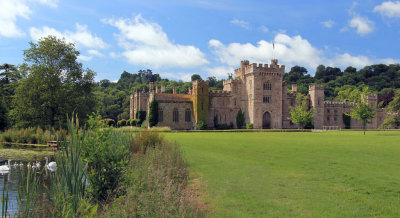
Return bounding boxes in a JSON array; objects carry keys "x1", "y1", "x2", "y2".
[
  {"x1": 334, "y1": 109, "x2": 338, "y2": 114},
  {"x1": 158, "y1": 109, "x2": 163, "y2": 122},
  {"x1": 327, "y1": 109, "x2": 330, "y2": 113},
  {"x1": 173, "y1": 108, "x2": 179, "y2": 122},
  {"x1": 334, "y1": 116, "x2": 337, "y2": 121},
  {"x1": 327, "y1": 116, "x2": 330, "y2": 122},
  {"x1": 263, "y1": 82, "x2": 272, "y2": 90},
  {"x1": 185, "y1": 109, "x2": 191, "y2": 122},
  {"x1": 263, "y1": 96, "x2": 271, "y2": 104},
  {"x1": 234, "y1": 98, "x2": 237, "y2": 106}
]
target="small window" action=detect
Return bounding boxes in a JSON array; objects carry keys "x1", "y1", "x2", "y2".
[
  {"x1": 173, "y1": 108, "x2": 179, "y2": 122},
  {"x1": 158, "y1": 109, "x2": 163, "y2": 122},
  {"x1": 263, "y1": 82, "x2": 272, "y2": 90},
  {"x1": 263, "y1": 96, "x2": 271, "y2": 104},
  {"x1": 334, "y1": 109, "x2": 338, "y2": 114},
  {"x1": 327, "y1": 109, "x2": 330, "y2": 113},
  {"x1": 327, "y1": 116, "x2": 330, "y2": 121},
  {"x1": 334, "y1": 116, "x2": 337, "y2": 121},
  {"x1": 185, "y1": 109, "x2": 191, "y2": 122},
  {"x1": 234, "y1": 98, "x2": 237, "y2": 106}
]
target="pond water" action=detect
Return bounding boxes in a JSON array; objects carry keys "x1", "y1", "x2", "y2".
[{"x1": 0, "y1": 145, "x2": 55, "y2": 215}]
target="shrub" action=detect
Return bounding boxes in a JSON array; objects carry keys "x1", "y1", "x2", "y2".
[
  {"x1": 197, "y1": 120, "x2": 208, "y2": 130},
  {"x1": 136, "y1": 111, "x2": 146, "y2": 124},
  {"x1": 236, "y1": 109, "x2": 245, "y2": 129},
  {"x1": 148, "y1": 99, "x2": 158, "y2": 127},
  {"x1": 83, "y1": 115, "x2": 132, "y2": 202},
  {"x1": 246, "y1": 123, "x2": 254, "y2": 129},
  {"x1": 141, "y1": 121, "x2": 147, "y2": 128}
]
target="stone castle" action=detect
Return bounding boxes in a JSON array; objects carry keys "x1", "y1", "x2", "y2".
[{"x1": 130, "y1": 59, "x2": 387, "y2": 130}]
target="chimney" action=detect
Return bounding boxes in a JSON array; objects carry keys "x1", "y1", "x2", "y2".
[
  {"x1": 292, "y1": 84, "x2": 297, "y2": 92},
  {"x1": 188, "y1": 87, "x2": 192, "y2": 95},
  {"x1": 161, "y1": 83, "x2": 165, "y2": 93},
  {"x1": 149, "y1": 82, "x2": 154, "y2": 91},
  {"x1": 155, "y1": 86, "x2": 159, "y2": 94},
  {"x1": 173, "y1": 87, "x2": 177, "y2": 94}
]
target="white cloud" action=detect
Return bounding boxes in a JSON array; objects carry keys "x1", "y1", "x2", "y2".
[
  {"x1": 103, "y1": 14, "x2": 208, "y2": 69},
  {"x1": 208, "y1": 33, "x2": 399, "y2": 76},
  {"x1": 88, "y1": 49, "x2": 103, "y2": 57},
  {"x1": 209, "y1": 33, "x2": 323, "y2": 69},
  {"x1": 109, "y1": 52, "x2": 119, "y2": 58},
  {"x1": 78, "y1": 55, "x2": 93, "y2": 61},
  {"x1": 260, "y1": 25, "x2": 269, "y2": 32},
  {"x1": 321, "y1": 20, "x2": 335, "y2": 28},
  {"x1": 160, "y1": 72, "x2": 192, "y2": 82},
  {"x1": 0, "y1": 0, "x2": 31, "y2": 37},
  {"x1": 349, "y1": 15, "x2": 374, "y2": 35},
  {"x1": 32, "y1": 0, "x2": 58, "y2": 8},
  {"x1": 230, "y1": 19, "x2": 251, "y2": 30},
  {"x1": 30, "y1": 23, "x2": 107, "y2": 49},
  {"x1": 374, "y1": 1, "x2": 400, "y2": 18},
  {"x1": 205, "y1": 66, "x2": 235, "y2": 79}
]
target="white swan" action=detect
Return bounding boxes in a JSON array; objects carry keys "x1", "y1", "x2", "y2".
[
  {"x1": 44, "y1": 157, "x2": 57, "y2": 172},
  {"x1": 0, "y1": 160, "x2": 11, "y2": 171}
]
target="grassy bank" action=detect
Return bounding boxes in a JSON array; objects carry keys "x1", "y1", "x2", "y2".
[{"x1": 164, "y1": 131, "x2": 400, "y2": 217}]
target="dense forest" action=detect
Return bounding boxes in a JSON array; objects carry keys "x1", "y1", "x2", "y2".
[{"x1": 1, "y1": 36, "x2": 400, "y2": 130}]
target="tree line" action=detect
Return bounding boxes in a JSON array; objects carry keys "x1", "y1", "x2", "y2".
[{"x1": 1, "y1": 36, "x2": 400, "y2": 130}]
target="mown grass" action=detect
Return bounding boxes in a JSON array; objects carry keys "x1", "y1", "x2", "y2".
[{"x1": 164, "y1": 131, "x2": 400, "y2": 217}]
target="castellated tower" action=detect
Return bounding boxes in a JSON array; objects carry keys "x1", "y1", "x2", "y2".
[
  {"x1": 233, "y1": 59, "x2": 285, "y2": 129},
  {"x1": 309, "y1": 85, "x2": 325, "y2": 129},
  {"x1": 192, "y1": 80, "x2": 209, "y2": 125}
]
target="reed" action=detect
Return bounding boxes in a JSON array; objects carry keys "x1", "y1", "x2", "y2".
[{"x1": 1, "y1": 176, "x2": 10, "y2": 218}]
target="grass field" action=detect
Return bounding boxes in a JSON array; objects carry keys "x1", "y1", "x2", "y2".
[{"x1": 163, "y1": 131, "x2": 400, "y2": 217}]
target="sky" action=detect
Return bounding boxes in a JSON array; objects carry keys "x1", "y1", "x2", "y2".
[{"x1": 1, "y1": 0, "x2": 400, "y2": 82}]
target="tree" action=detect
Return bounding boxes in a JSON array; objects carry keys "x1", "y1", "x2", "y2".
[
  {"x1": 236, "y1": 109, "x2": 245, "y2": 129},
  {"x1": 148, "y1": 98, "x2": 158, "y2": 127},
  {"x1": 0, "y1": 93, "x2": 7, "y2": 130},
  {"x1": 191, "y1": 74, "x2": 202, "y2": 81},
  {"x1": 11, "y1": 36, "x2": 96, "y2": 128},
  {"x1": 381, "y1": 89, "x2": 400, "y2": 129},
  {"x1": 348, "y1": 100, "x2": 376, "y2": 135},
  {"x1": 288, "y1": 94, "x2": 314, "y2": 128}
]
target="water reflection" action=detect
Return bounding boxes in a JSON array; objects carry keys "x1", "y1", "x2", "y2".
[{"x1": 0, "y1": 147, "x2": 55, "y2": 215}]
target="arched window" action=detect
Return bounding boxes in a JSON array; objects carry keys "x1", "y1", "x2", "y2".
[
  {"x1": 185, "y1": 109, "x2": 191, "y2": 122},
  {"x1": 158, "y1": 108, "x2": 163, "y2": 122},
  {"x1": 173, "y1": 108, "x2": 179, "y2": 122},
  {"x1": 263, "y1": 82, "x2": 272, "y2": 90}
]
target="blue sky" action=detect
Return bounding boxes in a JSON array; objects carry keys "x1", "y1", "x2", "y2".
[{"x1": 1, "y1": 0, "x2": 400, "y2": 82}]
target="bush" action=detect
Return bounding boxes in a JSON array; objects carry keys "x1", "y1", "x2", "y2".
[
  {"x1": 148, "y1": 99, "x2": 158, "y2": 127},
  {"x1": 136, "y1": 111, "x2": 146, "y2": 124},
  {"x1": 83, "y1": 115, "x2": 132, "y2": 202},
  {"x1": 197, "y1": 120, "x2": 208, "y2": 130},
  {"x1": 246, "y1": 123, "x2": 254, "y2": 129},
  {"x1": 236, "y1": 109, "x2": 245, "y2": 129},
  {"x1": 99, "y1": 119, "x2": 115, "y2": 127}
]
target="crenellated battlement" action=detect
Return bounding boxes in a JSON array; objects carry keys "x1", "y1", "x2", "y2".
[
  {"x1": 209, "y1": 90, "x2": 231, "y2": 97},
  {"x1": 324, "y1": 101, "x2": 356, "y2": 107},
  {"x1": 234, "y1": 59, "x2": 285, "y2": 79}
]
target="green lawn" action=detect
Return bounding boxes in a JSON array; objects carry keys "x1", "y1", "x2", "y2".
[{"x1": 163, "y1": 131, "x2": 400, "y2": 217}]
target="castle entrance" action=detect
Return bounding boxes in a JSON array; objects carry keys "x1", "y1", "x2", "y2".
[{"x1": 262, "y1": 112, "x2": 271, "y2": 129}]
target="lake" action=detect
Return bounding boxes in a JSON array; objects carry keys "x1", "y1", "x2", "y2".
[{"x1": 0, "y1": 145, "x2": 55, "y2": 215}]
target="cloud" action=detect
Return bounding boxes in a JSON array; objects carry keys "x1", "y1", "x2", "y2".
[
  {"x1": 30, "y1": 23, "x2": 108, "y2": 49},
  {"x1": 78, "y1": 55, "x2": 93, "y2": 61},
  {"x1": 160, "y1": 72, "x2": 192, "y2": 82},
  {"x1": 321, "y1": 20, "x2": 335, "y2": 28},
  {"x1": 103, "y1": 14, "x2": 208, "y2": 69},
  {"x1": 88, "y1": 49, "x2": 103, "y2": 57},
  {"x1": 348, "y1": 15, "x2": 374, "y2": 35},
  {"x1": 205, "y1": 66, "x2": 235, "y2": 79},
  {"x1": 208, "y1": 33, "x2": 399, "y2": 76},
  {"x1": 373, "y1": 1, "x2": 400, "y2": 18},
  {"x1": 209, "y1": 33, "x2": 323, "y2": 69},
  {"x1": 259, "y1": 25, "x2": 269, "y2": 32},
  {"x1": 0, "y1": 0, "x2": 31, "y2": 37},
  {"x1": 230, "y1": 19, "x2": 251, "y2": 30},
  {"x1": 32, "y1": 0, "x2": 58, "y2": 8}
]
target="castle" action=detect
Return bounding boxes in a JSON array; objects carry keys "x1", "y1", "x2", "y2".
[{"x1": 130, "y1": 59, "x2": 387, "y2": 130}]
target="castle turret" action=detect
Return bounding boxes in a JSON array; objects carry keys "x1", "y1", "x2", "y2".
[
  {"x1": 192, "y1": 80, "x2": 209, "y2": 127},
  {"x1": 309, "y1": 85, "x2": 325, "y2": 129}
]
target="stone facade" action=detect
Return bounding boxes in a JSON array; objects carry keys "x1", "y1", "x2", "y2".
[{"x1": 130, "y1": 59, "x2": 388, "y2": 130}]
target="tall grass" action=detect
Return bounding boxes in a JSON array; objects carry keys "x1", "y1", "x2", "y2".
[
  {"x1": 17, "y1": 167, "x2": 41, "y2": 217},
  {"x1": 0, "y1": 127, "x2": 67, "y2": 144},
  {"x1": 1, "y1": 176, "x2": 10, "y2": 218},
  {"x1": 102, "y1": 131, "x2": 207, "y2": 217}
]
